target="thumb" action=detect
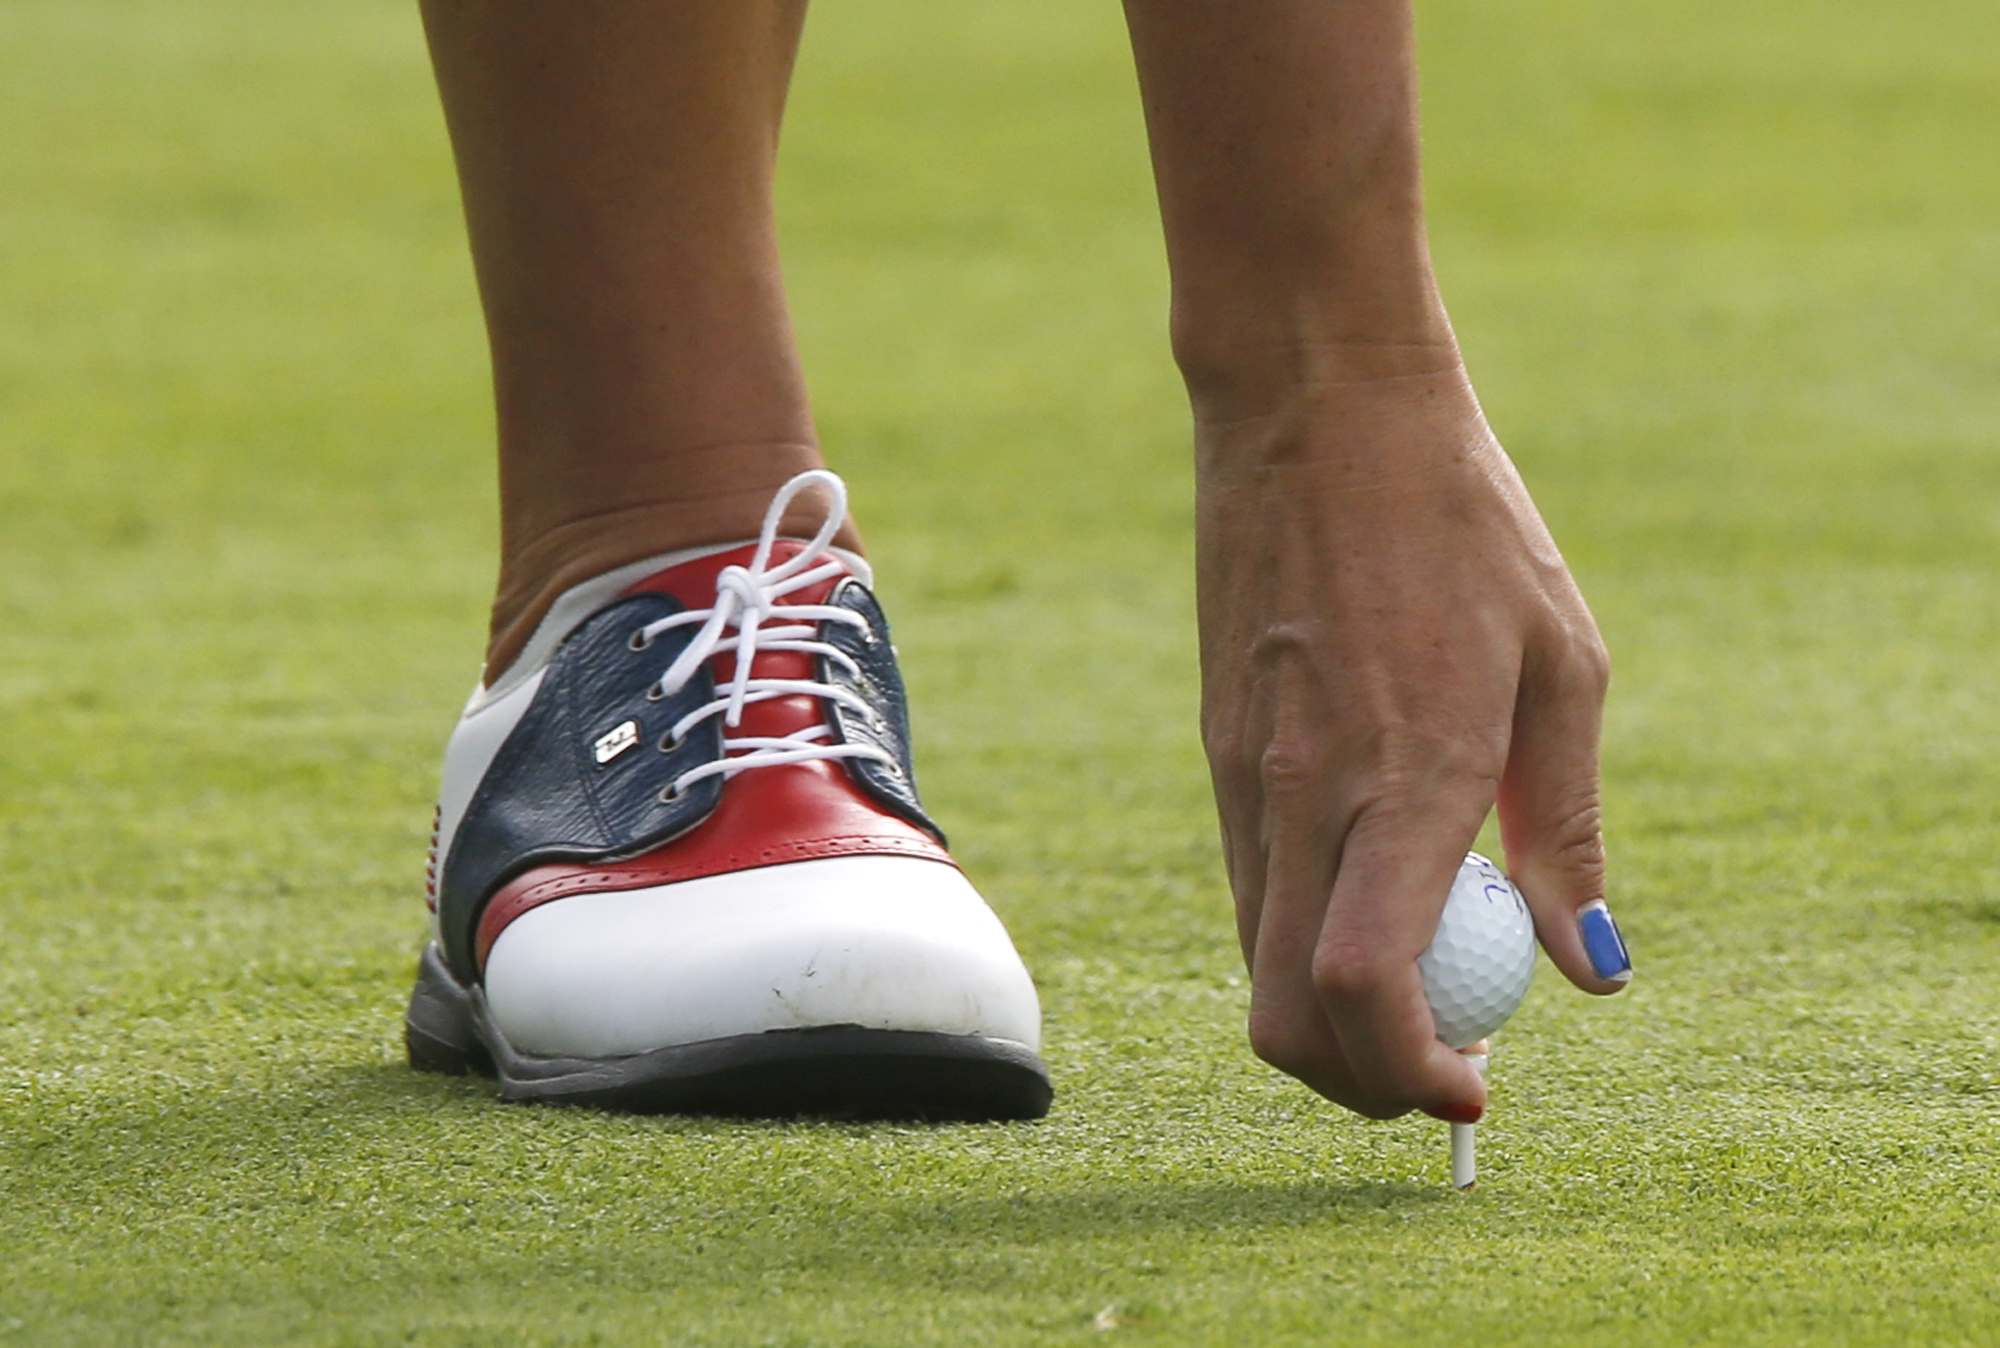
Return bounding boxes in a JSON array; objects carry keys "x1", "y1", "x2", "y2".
[{"x1": 1497, "y1": 629, "x2": 1632, "y2": 994}]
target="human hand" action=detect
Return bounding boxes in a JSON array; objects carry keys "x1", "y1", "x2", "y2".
[{"x1": 1194, "y1": 365, "x2": 1630, "y2": 1122}]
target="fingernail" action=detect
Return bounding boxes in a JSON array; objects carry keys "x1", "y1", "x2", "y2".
[
  {"x1": 1578, "y1": 900, "x2": 1633, "y2": 982},
  {"x1": 1437, "y1": 1100, "x2": 1484, "y2": 1126}
]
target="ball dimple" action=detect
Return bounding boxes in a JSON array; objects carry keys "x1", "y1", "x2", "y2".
[{"x1": 1419, "y1": 852, "x2": 1537, "y2": 1048}]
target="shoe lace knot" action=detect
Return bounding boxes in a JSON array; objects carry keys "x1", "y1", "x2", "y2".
[{"x1": 631, "y1": 470, "x2": 898, "y2": 798}]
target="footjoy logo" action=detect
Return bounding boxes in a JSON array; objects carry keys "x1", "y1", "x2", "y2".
[{"x1": 592, "y1": 719, "x2": 640, "y2": 764}]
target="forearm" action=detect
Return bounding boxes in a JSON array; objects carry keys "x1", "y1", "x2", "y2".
[{"x1": 1123, "y1": 0, "x2": 1458, "y2": 425}]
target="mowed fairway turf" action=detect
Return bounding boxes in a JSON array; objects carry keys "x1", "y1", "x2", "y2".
[{"x1": 3, "y1": 2, "x2": 1997, "y2": 1344}]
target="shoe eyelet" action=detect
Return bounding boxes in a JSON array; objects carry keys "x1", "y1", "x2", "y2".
[
  {"x1": 628, "y1": 630, "x2": 652, "y2": 652},
  {"x1": 658, "y1": 783, "x2": 684, "y2": 804},
  {"x1": 658, "y1": 733, "x2": 681, "y2": 754},
  {"x1": 645, "y1": 685, "x2": 666, "y2": 702}
]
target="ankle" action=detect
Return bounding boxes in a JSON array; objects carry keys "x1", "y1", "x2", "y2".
[{"x1": 486, "y1": 465, "x2": 864, "y2": 677}]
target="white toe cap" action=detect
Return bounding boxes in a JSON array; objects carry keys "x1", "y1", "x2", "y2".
[{"x1": 482, "y1": 856, "x2": 1042, "y2": 1060}]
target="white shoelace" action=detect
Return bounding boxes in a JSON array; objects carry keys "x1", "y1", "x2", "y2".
[{"x1": 631, "y1": 470, "x2": 898, "y2": 800}]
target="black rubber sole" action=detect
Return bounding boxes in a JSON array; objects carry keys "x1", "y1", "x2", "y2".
[{"x1": 404, "y1": 943, "x2": 1054, "y2": 1121}]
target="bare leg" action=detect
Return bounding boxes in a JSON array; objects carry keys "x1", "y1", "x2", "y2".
[{"x1": 421, "y1": 1, "x2": 855, "y2": 675}]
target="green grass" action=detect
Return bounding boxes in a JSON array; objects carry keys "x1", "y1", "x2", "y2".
[{"x1": 3, "y1": 1, "x2": 1997, "y2": 1343}]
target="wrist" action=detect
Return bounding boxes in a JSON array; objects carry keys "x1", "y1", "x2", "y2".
[
  {"x1": 1168, "y1": 270, "x2": 1461, "y2": 429},
  {"x1": 1188, "y1": 358, "x2": 1488, "y2": 484}
]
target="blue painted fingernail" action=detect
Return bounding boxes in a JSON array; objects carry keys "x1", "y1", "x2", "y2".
[{"x1": 1578, "y1": 901, "x2": 1633, "y2": 982}]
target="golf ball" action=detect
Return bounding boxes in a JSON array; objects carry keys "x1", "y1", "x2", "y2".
[{"x1": 1419, "y1": 852, "x2": 1537, "y2": 1048}]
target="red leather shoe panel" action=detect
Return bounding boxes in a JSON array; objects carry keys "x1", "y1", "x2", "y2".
[{"x1": 474, "y1": 757, "x2": 956, "y2": 970}]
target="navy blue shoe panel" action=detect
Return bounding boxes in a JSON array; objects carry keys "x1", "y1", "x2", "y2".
[
  {"x1": 819, "y1": 579, "x2": 945, "y2": 845},
  {"x1": 438, "y1": 594, "x2": 725, "y2": 979}
]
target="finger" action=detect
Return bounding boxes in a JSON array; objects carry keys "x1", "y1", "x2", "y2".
[
  {"x1": 1315, "y1": 802, "x2": 1492, "y2": 1123},
  {"x1": 1245, "y1": 791, "x2": 1371, "y2": 1112},
  {"x1": 1216, "y1": 806, "x2": 1265, "y2": 971},
  {"x1": 1203, "y1": 707, "x2": 1277, "y2": 971},
  {"x1": 1245, "y1": 984, "x2": 1370, "y2": 1115},
  {"x1": 1497, "y1": 627, "x2": 1632, "y2": 993}
]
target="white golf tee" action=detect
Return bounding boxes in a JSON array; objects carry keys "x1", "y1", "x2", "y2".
[{"x1": 1451, "y1": 1050, "x2": 1490, "y2": 1189}]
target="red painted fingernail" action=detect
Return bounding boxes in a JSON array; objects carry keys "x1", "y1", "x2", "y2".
[{"x1": 1436, "y1": 1101, "x2": 1484, "y2": 1125}]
